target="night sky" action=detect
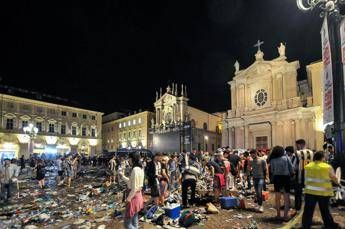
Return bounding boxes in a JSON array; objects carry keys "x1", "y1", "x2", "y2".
[{"x1": 0, "y1": 0, "x2": 324, "y2": 114}]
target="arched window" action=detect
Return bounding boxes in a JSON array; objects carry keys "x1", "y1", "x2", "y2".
[{"x1": 203, "y1": 122, "x2": 208, "y2": 130}]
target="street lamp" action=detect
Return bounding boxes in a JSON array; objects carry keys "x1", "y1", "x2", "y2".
[
  {"x1": 23, "y1": 123, "x2": 38, "y2": 156},
  {"x1": 296, "y1": 0, "x2": 345, "y2": 154}
]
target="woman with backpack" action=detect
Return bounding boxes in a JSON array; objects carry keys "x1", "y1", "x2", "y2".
[{"x1": 269, "y1": 146, "x2": 294, "y2": 221}]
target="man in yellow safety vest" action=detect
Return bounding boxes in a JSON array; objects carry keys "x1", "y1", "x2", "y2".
[{"x1": 302, "y1": 151, "x2": 340, "y2": 229}]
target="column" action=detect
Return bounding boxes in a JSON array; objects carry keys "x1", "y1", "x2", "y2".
[
  {"x1": 221, "y1": 121, "x2": 228, "y2": 147},
  {"x1": 307, "y1": 118, "x2": 315, "y2": 150},
  {"x1": 283, "y1": 120, "x2": 290, "y2": 147},
  {"x1": 244, "y1": 125, "x2": 249, "y2": 149},
  {"x1": 295, "y1": 119, "x2": 302, "y2": 141},
  {"x1": 271, "y1": 121, "x2": 277, "y2": 146}
]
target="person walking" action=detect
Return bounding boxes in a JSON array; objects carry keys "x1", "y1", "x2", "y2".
[
  {"x1": 249, "y1": 149, "x2": 268, "y2": 213},
  {"x1": 36, "y1": 159, "x2": 46, "y2": 189},
  {"x1": 118, "y1": 152, "x2": 144, "y2": 229},
  {"x1": 269, "y1": 146, "x2": 294, "y2": 221},
  {"x1": 302, "y1": 151, "x2": 340, "y2": 229}
]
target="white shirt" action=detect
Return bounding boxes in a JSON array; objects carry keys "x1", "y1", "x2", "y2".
[
  {"x1": 56, "y1": 159, "x2": 62, "y2": 171},
  {"x1": 109, "y1": 158, "x2": 116, "y2": 171},
  {"x1": 120, "y1": 166, "x2": 144, "y2": 202},
  {"x1": 0, "y1": 164, "x2": 19, "y2": 183}
]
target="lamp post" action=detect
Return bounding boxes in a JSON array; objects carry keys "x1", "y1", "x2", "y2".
[
  {"x1": 296, "y1": 0, "x2": 345, "y2": 154},
  {"x1": 23, "y1": 123, "x2": 38, "y2": 157}
]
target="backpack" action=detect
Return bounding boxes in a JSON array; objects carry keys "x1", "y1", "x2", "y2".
[
  {"x1": 146, "y1": 205, "x2": 158, "y2": 219},
  {"x1": 179, "y1": 210, "x2": 195, "y2": 227},
  {"x1": 230, "y1": 162, "x2": 237, "y2": 176}
]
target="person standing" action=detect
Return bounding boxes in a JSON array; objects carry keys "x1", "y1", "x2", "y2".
[
  {"x1": 56, "y1": 156, "x2": 63, "y2": 185},
  {"x1": 181, "y1": 157, "x2": 200, "y2": 208},
  {"x1": 109, "y1": 155, "x2": 117, "y2": 184},
  {"x1": 295, "y1": 139, "x2": 313, "y2": 211},
  {"x1": 65, "y1": 155, "x2": 77, "y2": 188},
  {"x1": 269, "y1": 146, "x2": 294, "y2": 221},
  {"x1": 0, "y1": 159, "x2": 19, "y2": 202},
  {"x1": 249, "y1": 149, "x2": 268, "y2": 213},
  {"x1": 36, "y1": 159, "x2": 46, "y2": 189},
  {"x1": 229, "y1": 150, "x2": 241, "y2": 191},
  {"x1": 146, "y1": 153, "x2": 162, "y2": 205},
  {"x1": 118, "y1": 152, "x2": 144, "y2": 229},
  {"x1": 20, "y1": 155, "x2": 25, "y2": 173},
  {"x1": 302, "y1": 151, "x2": 340, "y2": 229}
]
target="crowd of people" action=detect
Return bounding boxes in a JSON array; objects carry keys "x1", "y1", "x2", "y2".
[
  {"x1": 113, "y1": 139, "x2": 343, "y2": 229},
  {"x1": 0, "y1": 138, "x2": 344, "y2": 229}
]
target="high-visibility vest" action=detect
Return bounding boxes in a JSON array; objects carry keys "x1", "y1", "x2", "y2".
[{"x1": 304, "y1": 161, "x2": 333, "y2": 197}]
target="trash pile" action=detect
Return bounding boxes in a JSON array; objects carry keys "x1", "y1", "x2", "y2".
[
  {"x1": 0, "y1": 166, "x2": 126, "y2": 228},
  {"x1": 0, "y1": 166, "x2": 285, "y2": 229}
]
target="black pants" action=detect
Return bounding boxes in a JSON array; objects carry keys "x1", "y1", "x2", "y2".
[
  {"x1": 182, "y1": 179, "x2": 196, "y2": 206},
  {"x1": 295, "y1": 183, "x2": 303, "y2": 211},
  {"x1": 1, "y1": 183, "x2": 11, "y2": 200},
  {"x1": 302, "y1": 194, "x2": 338, "y2": 229}
]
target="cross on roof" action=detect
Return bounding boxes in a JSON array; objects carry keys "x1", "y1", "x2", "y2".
[{"x1": 254, "y1": 40, "x2": 264, "y2": 52}]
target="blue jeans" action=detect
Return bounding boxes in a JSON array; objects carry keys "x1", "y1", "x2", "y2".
[
  {"x1": 124, "y1": 213, "x2": 139, "y2": 229},
  {"x1": 253, "y1": 178, "x2": 264, "y2": 206}
]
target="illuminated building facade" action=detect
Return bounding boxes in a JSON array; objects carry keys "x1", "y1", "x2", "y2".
[
  {"x1": 151, "y1": 84, "x2": 222, "y2": 153},
  {"x1": 222, "y1": 44, "x2": 324, "y2": 150},
  {"x1": 102, "y1": 111, "x2": 155, "y2": 151},
  {"x1": 0, "y1": 91, "x2": 103, "y2": 159}
]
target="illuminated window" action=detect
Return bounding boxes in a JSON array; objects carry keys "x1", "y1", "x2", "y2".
[
  {"x1": 36, "y1": 122, "x2": 42, "y2": 132},
  {"x1": 133, "y1": 119, "x2": 136, "y2": 125},
  {"x1": 6, "y1": 118, "x2": 14, "y2": 130},
  {"x1": 128, "y1": 120, "x2": 131, "y2": 126},
  {"x1": 22, "y1": 120, "x2": 28, "y2": 128},
  {"x1": 49, "y1": 123, "x2": 55, "y2": 133},
  {"x1": 124, "y1": 122, "x2": 126, "y2": 127},
  {"x1": 82, "y1": 127, "x2": 87, "y2": 136},
  {"x1": 138, "y1": 118, "x2": 142, "y2": 124},
  {"x1": 119, "y1": 123, "x2": 122, "y2": 128},
  {"x1": 61, "y1": 125, "x2": 66, "y2": 135},
  {"x1": 72, "y1": 126, "x2": 77, "y2": 136}
]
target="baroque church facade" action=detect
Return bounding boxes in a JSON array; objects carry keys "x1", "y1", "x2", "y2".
[
  {"x1": 222, "y1": 43, "x2": 324, "y2": 150},
  {"x1": 151, "y1": 84, "x2": 222, "y2": 153}
]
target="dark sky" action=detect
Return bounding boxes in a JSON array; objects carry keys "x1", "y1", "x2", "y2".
[{"x1": 0, "y1": 0, "x2": 323, "y2": 114}]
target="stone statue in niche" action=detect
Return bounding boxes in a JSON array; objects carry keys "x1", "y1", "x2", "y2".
[
  {"x1": 151, "y1": 118, "x2": 155, "y2": 128},
  {"x1": 278, "y1": 42, "x2": 286, "y2": 57}
]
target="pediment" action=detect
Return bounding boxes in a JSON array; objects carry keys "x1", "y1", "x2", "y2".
[
  {"x1": 154, "y1": 93, "x2": 177, "y2": 106},
  {"x1": 234, "y1": 62, "x2": 272, "y2": 80}
]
